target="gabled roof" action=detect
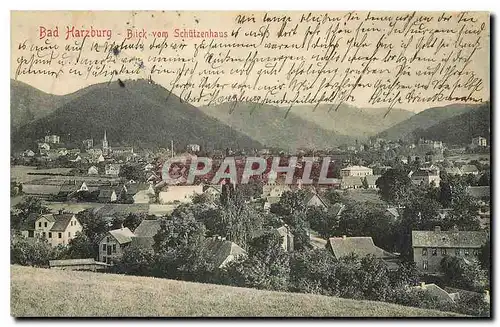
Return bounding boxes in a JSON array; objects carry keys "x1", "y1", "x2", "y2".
[
  {"x1": 20, "y1": 213, "x2": 39, "y2": 231},
  {"x1": 203, "y1": 238, "x2": 246, "y2": 268},
  {"x1": 412, "y1": 230, "x2": 488, "y2": 248},
  {"x1": 94, "y1": 204, "x2": 149, "y2": 217},
  {"x1": 305, "y1": 192, "x2": 328, "y2": 208},
  {"x1": 411, "y1": 169, "x2": 437, "y2": 177},
  {"x1": 50, "y1": 213, "x2": 76, "y2": 231},
  {"x1": 134, "y1": 220, "x2": 161, "y2": 238},
  {"x1": 386, "y1": 207, "x2": 400, "y2": 219},
  {"x1": 328, "y1": 236, "x2": 398, "y2": 260},
  {"x1": 107, "y1": 227, "x2": 135, "y2": 244},
  {"x1": 125, "y1": 183, "x2": 152, "y2": 196},
  {"x1": 36, "y1": 213, "x2": 55, "y2": 223}
]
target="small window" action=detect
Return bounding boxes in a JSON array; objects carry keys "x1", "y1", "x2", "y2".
[
  {"x1": 112, "y1": 244, "x2": 117, "y2": 253},
  {"x1": 473, "y1": 249, "x2": 479, "y2": 256},
  {"x1": 58, "y1": 233, "x2": 62, "y2": 238},
  {"x1": 68, "y1": 232, "x2": 71, "y2": 237},
  {"x1": 102, "y1": 256, "x2": 106, "y2": 263},
  {"x1": 48, "y1": 232, "x2": 52, "y2": 238},
  {"x1": 28, "y1": 230, "x2": 34, "y2": 237},
  {"x1": 465, "y1": 249, "x2": 470, "y2": 256},
  {"x1": 44, "y1": 222, "x2": 47, "y2": 228},
  {"x1": 431, "y1": 248, "x2": 437, "y2": 256},
  {"x1": 422, "y1": 248, "x2": 427, "y2": 256},
  {"x1": 102, "y1": 244, "x2": 106, "y2": 251},
  {"x1": 423, "y1": 260, "x2": 428, "y2": 270},
  {"x1": 107, "y1": 237, "x2": 110, "y2": 242},
  {"x1": 42, "y1": 232, "x2": 46, "y2": 238},
  {"x1": 456, "y1": 249, "x2": 461, "y2": 256},
  {"x1": 106, "y1": 257, "x2": 111, "y2": 264},
  {"x1": 38, "y1": 222, "x2": 41, "y2": 227},
  {"x1": 441, "y1": 248, "x2": 447, "y2": 255}
]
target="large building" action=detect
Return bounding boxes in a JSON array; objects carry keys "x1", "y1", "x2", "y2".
[
  {"x1": 410, "y1": 169, "x2": 441, "y2": 187},
  {"x1": 44, "y1": 134, "x2": 60, "y2": 144},
  {"x1": 99, "y1": 227, "x2": 135, "y2": 264},
  {"x1": 340, "y1": 165, "x2": 373, "y2": 177},
  {"x1": 412, "y1": 226, "x2": 488, "y2": 273},
  {"x1": 471, "y1": 136, "x2": 487, "y2": 148},
  {"x1": 327, "y1": 236, "x2": 400, "y2": 270},
  {"x1": 21, "y1": 212, "x2": 83, "y2": 247}
]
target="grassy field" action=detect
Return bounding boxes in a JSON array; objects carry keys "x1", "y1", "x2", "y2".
[
  {"x1": 11, "y1": 265, "x2": 464, "y2": 317},
  {"x1": 11, "y1": 166, "x2": 74, "y2": 183}
]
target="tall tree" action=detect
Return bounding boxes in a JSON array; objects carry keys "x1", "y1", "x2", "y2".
[
  {"x1": 11, "y1": 197, "x2": 50, "y2": 230},
  {"x1": 376, "y1": 168, "x2": 412, "y2": 205}
]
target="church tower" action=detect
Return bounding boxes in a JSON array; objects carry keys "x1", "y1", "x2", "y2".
[{"x1": 102, "y1": 130, "x2": 109, "y2": 155}]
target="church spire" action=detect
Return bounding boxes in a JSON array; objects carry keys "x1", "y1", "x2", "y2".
[{"x1": 102, "y1": 130, "x2": 109, "y2": 154}]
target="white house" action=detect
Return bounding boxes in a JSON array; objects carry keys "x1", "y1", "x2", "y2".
[
  {"x1": 158, "y1": 185, "x2": 204, "y2": 204},
  {"x1": 87, "y1": 166, "x2": 99, "y2": 175},
  {"x1": 99, "y1": 227, "x2": 135, "y2": 264},
  {"x1": 22, "y1": 212, "x2": 83, "y2": 247},
  {"x1": 340, "y1": 165, "x2": 373, "y2": 177},
  {"x1": 105, "y1": 164, "x2": 121, "y2": 176}
]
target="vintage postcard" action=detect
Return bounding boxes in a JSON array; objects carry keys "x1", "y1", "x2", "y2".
[{"x1": 10, "y1": 11, "x2": 490, "y2": 317}]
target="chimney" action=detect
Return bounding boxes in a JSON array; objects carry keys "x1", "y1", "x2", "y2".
[
  {"x1": 434, "y1": 226, "x2": 441, "y2": 232},
  {"x1": 420, "y1": 282, "x2": 425, "y2": 288}
]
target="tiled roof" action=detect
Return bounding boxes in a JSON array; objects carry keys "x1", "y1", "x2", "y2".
[
  {"x1": 20, "y1": 213, "x2": 39, "y2": 230},
  {"x1": 134, "y1": 220, "x2": 161, "y2": 238},
  {"x1": 98, "y1": 187, "x2": 117, "y2": 199},
  {"x1": 94, "y1": 204, "x2": 149, "y2": 217},
  {"x1": 203, "y1": 238, "x2": 246, "y2": 268},
  {"x1": 412, "y1": 230, "x2": 488, "y2": 248},
  {"x1": 108, "y1": 227, "x2": 135, "y2": 244},
  {"x1": 50, "y1": 214, "x2": 75, "y2": 231},
  {"x1": 328, "y1": 236, "x2": 398, "y2": 260},
  {"x1": 412, "y1": 169, "x2": 436, "y2": 177}
]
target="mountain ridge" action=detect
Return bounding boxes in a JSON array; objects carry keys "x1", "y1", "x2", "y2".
[{"x1": 11, "y1": 79, "x2": 264, "y2": 151}]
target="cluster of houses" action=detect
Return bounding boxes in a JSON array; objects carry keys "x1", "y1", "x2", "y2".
[{"x1": 13, "y1": 131, "x2": 491, "y2": 305}]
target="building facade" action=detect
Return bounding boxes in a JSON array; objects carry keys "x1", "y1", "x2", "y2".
[
  {"x1": 412, "y1": 226, "x2": 488, "y2": 273},
  {"x1": 340, "y1": 165, "x2": 373, "y2": 177}
]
